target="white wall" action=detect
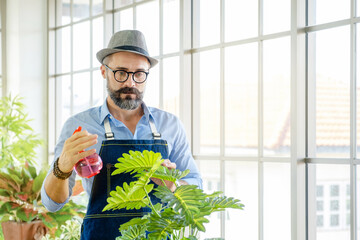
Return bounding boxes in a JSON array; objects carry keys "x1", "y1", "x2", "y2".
[{"x1": 5, "y1": 0, "x2": 48, "y2": 164}]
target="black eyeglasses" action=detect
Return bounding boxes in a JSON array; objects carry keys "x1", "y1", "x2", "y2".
[{"x1": 104, "y1": 64, "x2": 149, "y2": 84}]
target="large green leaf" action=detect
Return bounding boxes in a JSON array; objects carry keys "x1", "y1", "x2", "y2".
[
  {"x1": 103, "y1": 182, "x2": 152, "y2": 212},
  {"x1": 113, "y1": 150, "x2": 163, "y2": 176},
  {"x1": 154, "y1": 185, "x2": 206, "y2": 222},
  {"x1": 117, "y1": 225, "x2": 147, "y2": 240},
  {"x1": 119, "y1": 217, "x2": 149, "y2": 231},
  {"x1": 32, "y1": 169, "x2": 47, "y2": 193},
  {"x1": 151, "y1": 167, "x2": 190, "y2": 184},
  {"x1": 207, "y1": 196, "x2": 245, "y2": 211}
]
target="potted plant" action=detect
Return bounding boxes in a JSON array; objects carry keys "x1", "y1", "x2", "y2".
[
  {"x1": 0, "y1": 95, "x2": 86, "y2": 240},
  {"x1": 103, "y1": 150, "x2": 244, "y2": 240}
]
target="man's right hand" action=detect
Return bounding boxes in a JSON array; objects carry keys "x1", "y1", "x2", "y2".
[{"x1": 58, "y1": 130, "x2": 98, "y2": 173}]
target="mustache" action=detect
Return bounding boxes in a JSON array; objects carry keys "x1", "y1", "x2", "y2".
[{"x1": 115, "y1": 87, "x2": 142, "y2": 96}]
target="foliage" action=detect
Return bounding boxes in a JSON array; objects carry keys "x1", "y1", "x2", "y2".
[
  {"x1": 41, "y1": 216, "x2": 82, "y2": 240},
  {"x1": 103, "y1": 150, "x2": 244, "y2": 240},
  {"x1": 0, "y1": 95, "x2": 42, "y2": 168},
  {"x1": 0, "y1": 95, "x2": 86, "y2": 238}
]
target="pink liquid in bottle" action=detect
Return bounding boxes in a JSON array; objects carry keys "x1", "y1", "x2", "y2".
[
  {"x1": 72, "y1": 126, "x2": 103, "y2": 178},
  {"x1": 75, "y1": 152, "x2": 103, "y2": 178}
]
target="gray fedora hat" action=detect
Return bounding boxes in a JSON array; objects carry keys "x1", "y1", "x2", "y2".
[{"x1": 96, "y1": 30, "x2": 158, "y2": 68}]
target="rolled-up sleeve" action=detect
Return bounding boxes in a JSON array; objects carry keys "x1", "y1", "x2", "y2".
[{"x1": 168, "y1": 120, "x2": 203, "y2": 189}]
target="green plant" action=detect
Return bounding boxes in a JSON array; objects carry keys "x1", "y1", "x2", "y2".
[
  {"x1": 103, "y1": 150, "x2": 244, "y2": 240},
  {"x1": 0, "y1": 95, "x2": 42, "y2": 168},
  {"x1": 41, "y1": 216, "x2": 82, "y2": 240},
  {"x1": 0, "y1": 95, "x2": 86, "y2": 238}
]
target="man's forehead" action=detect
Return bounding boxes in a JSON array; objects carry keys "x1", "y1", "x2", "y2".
[{"x1": 108, "y1": 51, "x2": 151, "y2": 67}]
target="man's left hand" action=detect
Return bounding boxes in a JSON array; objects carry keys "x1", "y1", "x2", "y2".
[{"x1": 151, "y1": 159, "x2": 177, "y2": 192}]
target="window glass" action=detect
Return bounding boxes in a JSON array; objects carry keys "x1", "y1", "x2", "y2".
[
  {"x1": 92, "y1": 70, "x2": 105, "y2": 107},
  {"x1": 224, "y1": 0, "x2": 257, "y2": 42},
  {"x1": 56, "y1": 0, "x2": 71, "y2": 26},
  {"x1": 196, "y1": 160, "x2": 221, "y2": 240},
  {"x1": 136, "y1": 1, "x2": 159, "y2": 56},
  {"x1": 114, "y1": 8, "x2": 133, "y2": 32},
  {"x1": 143, "y1": 65, "x2": 159, "y2": 108},
  {"x1": 73, "y1": 21, "x2": 90, "y2": 71},
  {"x1": 92, "y1": 0, "x2": 103, "y2": 15},
  {"x1": 308, "y1": 0, "x2": 350, "y2": 25},
  {"x1": 225, "y1": 161, "x2": 258, "y2": 240},
  {"x1": 263, "y1": 162, "x2": 291, "y2": 240},
  {"x1": 317, "y1": 186, "x2": 324, "y2": 197},
  {"x1": 114, "y1": 0, "x2": 132, "y2": 8},
  {"x1": 57, "y1": 75, "x2": 71, "y2": 131},
  {"x1": 317, "y1": 215, "x2": 324, "y2": 227},
  {"x1": 263, "y1": 0, "x2": 290, "y2": 34},
  {"x1": 163, "y1": 0, "x2": 179, "y2": 54},
  {"x1": 263, "y1": 37, "x2": 291, "y2": 156},
  {"x1": 73, "y1": 0, "x2": 90, "y2": 22},
  {"x1": 56, "y1": 27, "x2": 71, "y2": 74},
  {"x1": 163, "y1": 56, "x2": 180, "y2": 117},
  {"x1": 195, "y1": 0, "x2": 220, "y2": 47},
  {"x1": 311, "y1": 26, "x2": 350, "y2": 158},
  {"x1": 194, "y1": 49, "x2": 220, "y2": 155},
  {"x1": 73, "y1": 72, "x2": 91, "y2": 114},
  {"x1": 224, "y1": 43, "x2": 258, "y2": 156},
  {"x1": 92, "y1": 17, "x2": 104, "y2": 67},
  {"x1": 315, "y1": 164, "x2": 350, "y2": 240}
]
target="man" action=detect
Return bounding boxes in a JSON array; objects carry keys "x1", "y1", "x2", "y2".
[{"x1": 41, "y1": 30, "x2": 202, "y2": 240}]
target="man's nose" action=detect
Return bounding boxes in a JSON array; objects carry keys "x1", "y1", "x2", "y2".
[{"x1": 123, "y1": 74, "x2": 136, "y2": 87}]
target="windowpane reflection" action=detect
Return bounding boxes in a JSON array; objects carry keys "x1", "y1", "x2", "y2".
[
  {"x1": 225, "y1": 161, "x2": 257, "y2": 240},
  {"x1": 312, "y1": 164, "x2": 350, "y2": 240},
  {"x1": 136, "y1": 1, "x2": 159, "y2": 56},
  {"x1": 194, "y1": 50, "x2": 220, "y2": 155},
  {"x1": 73, "y1": 0, "x2": 90, "y2": 22},
  {"x1": 73, "y1": 21, "x2": 90, "y2": 71},
  {"x1": 195, "y1": 0, "x2": 220, "y2": 47},
  {"x1": 114, "y1": 0, "x2": 132, "y2": 8},
  {"x1": 263, "y1": 162, "x2": 290, "y2": 240},
  {"x1": 163, "y1": 0, "x2": 179, "y2": 54},
  {"x1": 225, "y1": 43, "x2": 258, "y2": 156},
  {"x1": 114, "y1": 8, "x2": 134, "y2": 32},
  {"x1": 92, "y1": 17, "x2": 104, "y2": 67},
  {"x1": 56, "y1": 27, "x2": 71, "y2": 73},
  {"x1": 143, "y1": 66, "x2": 159, "y2": 108},
  {"x1": 92, "y1": 70, "x2": 105, "y2": 107},
  {"x1": 73, "y1": 72, "x2": 91, "y2": 114},
  {"x1": 263, "y1": 0, "x2": 290, "y2": 34},
  {"x1": 224, "y1": 0, "x2": 257, "y2": 42},
  {"x1": 92, "y1": 0, "x2": 103, "y2": 16},
  {"x1": 163, "y1": 57, "x2": 180, "y2": 117},
  {"x1": 56, "y1": 0, "x2": 71, "y2": 26},
  {"x1": 311, "y1": 26, "x2": 350, "y2": 158},
  {"x1": 263, "y1": 37, "x2": 290, "y2": 156},
  {"x1": 57, "y1": 75, "x2": 71, "y2": 129},
  {"x1": 308, "y1": 0, "x2": 350, "y2": 25},
  {"x1": 196, "y1": 160, "x2": 221, "y2": 240}
]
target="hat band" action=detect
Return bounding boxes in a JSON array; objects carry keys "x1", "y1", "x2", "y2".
[{"x1": 114, "y1": 45, "x2": 149, "y2": 57}]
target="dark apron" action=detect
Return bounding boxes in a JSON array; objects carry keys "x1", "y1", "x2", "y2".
[{"x1": 80, "y1": 117, "x2": 168, "y2": 240}]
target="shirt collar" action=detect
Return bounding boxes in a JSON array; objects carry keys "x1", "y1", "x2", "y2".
[{"x1": 99, "y1": 99, "x2": 154, "y2": 125}]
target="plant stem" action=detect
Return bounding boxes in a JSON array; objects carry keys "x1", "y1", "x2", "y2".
[{"x1": 144, "y1": 187, "x2": 161, "y2": 218}]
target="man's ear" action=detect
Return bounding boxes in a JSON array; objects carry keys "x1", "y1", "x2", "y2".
[{"x1": 100, "y1": 65, "x2": 106, "y2": 79}]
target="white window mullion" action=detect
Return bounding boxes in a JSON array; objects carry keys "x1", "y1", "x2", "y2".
[{"x1": 350, "y1": 0, "x2": 357, "y2": 239}]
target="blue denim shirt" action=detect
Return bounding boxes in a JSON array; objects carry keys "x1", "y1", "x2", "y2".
[{"x1": 41, "y1": 100, "x2": 202, "y2": 212}]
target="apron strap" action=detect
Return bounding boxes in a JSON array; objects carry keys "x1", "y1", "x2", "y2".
[
  {"x1": 149, "y1": 117, "x2": 161, "y2": 140},
  {"x1": 103, "y1": 115, "x2": 161, "y2": 140},
  {"x1": 104, "y1": 117, "x2": 115, "y2": 140}
]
